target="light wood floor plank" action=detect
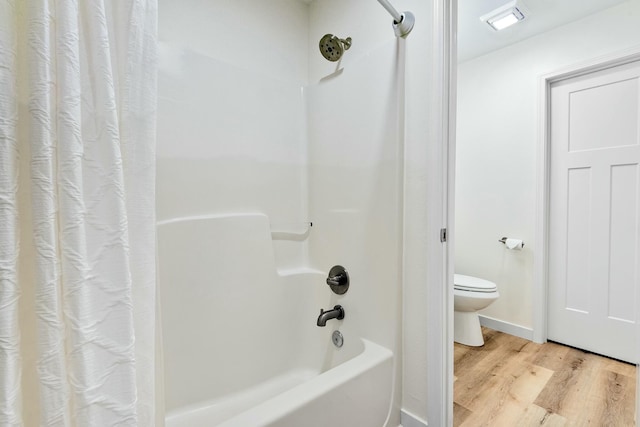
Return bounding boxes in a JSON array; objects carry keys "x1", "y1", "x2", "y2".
[
  {"x1": 517, "y1": 404, "x2": 568, "y2": 426},
  {"x1": 455, "y1": 333, "x2": 532, "y2": 408},
  {"x1": 534, "y1": 348, "x2": 600, "y2": 419},
  {"x1": 604, "y1": 357, "x2": 638, "y2": 378},
  {"x1": 454, "y1": 402, "x2": 473, "y2": 426},
  {"x1": 460, "y1": 365, "x2": 554, "y2": 427},
  {"x1": 570, "y1": 369, "x2": 636, "y2": 427},
  {"x1": 531, "y1": 341, "x2": 571, "y2": 372},
  {"x1": 454, "y1": 328, "x2": 502, "y2": 376},
  {"x1": 454, "y1": 327, "x2": 637, "y2": 427}
]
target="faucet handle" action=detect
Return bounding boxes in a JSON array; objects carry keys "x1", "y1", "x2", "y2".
[
  {"x1": 326, "y1": 265, "x2": 349, "y2": 295},
  {"x1": 326, "y1": 272, "x2": 347, "y2": 286}
]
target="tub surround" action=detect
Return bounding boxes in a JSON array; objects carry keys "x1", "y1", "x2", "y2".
[
  {"x1": 158, "y1": 214, "x2": 394, "y2": 426},
  {"x1": 158, "y1": 0, "x2": 437, "y2": 424}
]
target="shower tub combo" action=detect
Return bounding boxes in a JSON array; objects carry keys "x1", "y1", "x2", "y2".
[
  {"x1": 157, "y1": 1, "x2": 412, "y2": 425},
  {"x1": 158, "y1": 214, "x2": 393, "y2": 427}
]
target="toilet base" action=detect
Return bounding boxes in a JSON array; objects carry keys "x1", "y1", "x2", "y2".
[{"x1": 454, "y1": 311, "x2": 485, "y2": 346}]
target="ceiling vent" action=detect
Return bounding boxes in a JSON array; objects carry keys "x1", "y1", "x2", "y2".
[{"x1": 480, "y1": 0, "x2": 526, "y2": 31}]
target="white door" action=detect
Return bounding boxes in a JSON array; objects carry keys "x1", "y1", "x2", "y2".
[{"x1": 548, "y1": 59, "x2": 640, "y2": 364}]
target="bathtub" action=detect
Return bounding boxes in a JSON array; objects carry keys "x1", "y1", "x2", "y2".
[
  {"x1": 158, "y1": 214, "x2": 395, "y2": 427},
  {"x1": 166, "y1": 339, "x2": 393, "y2": 427}
]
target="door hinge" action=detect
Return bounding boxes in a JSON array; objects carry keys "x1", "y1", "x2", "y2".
[{"x1": 440, "y1": 228, "x2": 447, "y2": 243}]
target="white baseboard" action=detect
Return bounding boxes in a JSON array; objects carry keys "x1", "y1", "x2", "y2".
[
  {"x1": 400, "y1": 409, "x2": 428, "y2": 427},
  {"x1": 479, "y1": 315, "x2": 534, "y2": 341}
]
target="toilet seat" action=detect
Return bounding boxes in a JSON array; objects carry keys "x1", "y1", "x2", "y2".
[{"x1": 454, "y1": 274, "x2": 497, "y2": 293}]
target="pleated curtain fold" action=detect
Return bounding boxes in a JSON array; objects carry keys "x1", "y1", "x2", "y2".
[{"x1": 0, "y1": 1, "x2": 159, "y2": 425}]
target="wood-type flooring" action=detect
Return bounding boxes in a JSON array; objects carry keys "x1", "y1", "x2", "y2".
[{"x1": 454, "y1": 327, "x2": 637, "y2": 426}]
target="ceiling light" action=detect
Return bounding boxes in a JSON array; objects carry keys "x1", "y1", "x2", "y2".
[{"x1": 480, "y1": 1, "x2": 526, "y2": 31}]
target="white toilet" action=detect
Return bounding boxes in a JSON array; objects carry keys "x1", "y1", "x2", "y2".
[{"x1": 454, "y1": 274, "x2": 499, "y2": 346}]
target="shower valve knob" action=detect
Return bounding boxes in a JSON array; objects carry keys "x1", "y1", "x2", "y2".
[
  {"x1": 326, "y1": 272, "x2": 347, "y2": 286},
  {"x1": 326, "y1": 265, "x2": 349, "y2": 295}
]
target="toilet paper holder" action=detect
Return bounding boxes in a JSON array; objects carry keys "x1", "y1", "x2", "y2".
[{"x1": 498, "y1": 237, "x2": 525, "y2": 247}]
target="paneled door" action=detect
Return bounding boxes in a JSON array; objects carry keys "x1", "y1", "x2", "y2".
[{"x1": 548, "y1": 59, "x2": 640, "y2": 364}]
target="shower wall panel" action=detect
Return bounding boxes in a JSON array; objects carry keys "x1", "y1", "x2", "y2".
[
  {"x1": 306, "y1": 40, "x2": 403, "y2": 426},
  {"x1": 157, "y1": 0, "x2": 310, "y2": 271}
]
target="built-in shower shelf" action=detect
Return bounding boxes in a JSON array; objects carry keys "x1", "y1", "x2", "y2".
[
  {"x1": 270, "y1": 221, "x2": 312, "y2": 240},
  {"x1": 276, "y1": 267, "x2": 324, "y2": 278}
]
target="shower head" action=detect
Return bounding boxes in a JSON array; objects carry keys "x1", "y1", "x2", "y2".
[{"x1": 319, "y1": 34, "x2": 352, "y2": 62}]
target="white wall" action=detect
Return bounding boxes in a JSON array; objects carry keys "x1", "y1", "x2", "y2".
[{"x1": 456, "y1": 0, "x2": 640, "y2": 329}]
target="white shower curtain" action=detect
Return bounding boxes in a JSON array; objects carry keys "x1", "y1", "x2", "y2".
[{"x1": 0, "y1": 1, "x2": 159, "y2": 426}]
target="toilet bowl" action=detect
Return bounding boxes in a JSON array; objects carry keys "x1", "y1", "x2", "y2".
[{"x1": 454, "y1": 274, "x2": 499, "y2": 346}]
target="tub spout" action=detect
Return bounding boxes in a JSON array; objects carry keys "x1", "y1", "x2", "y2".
[{"x1": 317, "y1": 305, "x2": 345, "y2": 327}]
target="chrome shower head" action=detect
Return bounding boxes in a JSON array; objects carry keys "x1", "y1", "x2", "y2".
[{"x1": 319, "y1": 34, "x2": 352, "y2": 62}]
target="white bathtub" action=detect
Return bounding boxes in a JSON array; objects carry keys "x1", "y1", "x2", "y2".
[
  {"x1": 166, "y1": 339, "x2": 393, "y2": 427},
  {"x1": 158, "y1": 214, "x2": 395, "y2": 427}
]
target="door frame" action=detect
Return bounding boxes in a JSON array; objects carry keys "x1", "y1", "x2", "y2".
[
  {"x1": 533, "y1": 45, "x2": 640, "y2": 424},
  {"x1": 429, "y1": 0, "x2": 457, "y2": 425}
]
